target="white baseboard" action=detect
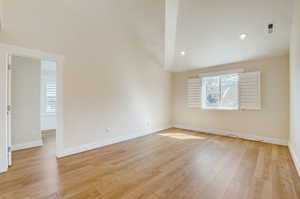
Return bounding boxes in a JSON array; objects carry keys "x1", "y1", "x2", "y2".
[
  {"x1": 0, "y1": 165, "x2": 6, "y2": 173},
  {"x1": 58, "y1": 125, "x2": 172, "y2": 158},
  {"x1": 12, "y1": 140, "x2": 43, "y2": 151},
  {"x1": 288, "y1": 143, "x2": 300, "y2": 177},
  {"x1": 173, "y1": 125, "x2": 288, "y2": 146}
]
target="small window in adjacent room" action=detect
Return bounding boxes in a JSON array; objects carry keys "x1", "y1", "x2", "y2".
[
  {"x1": 202, "y1": 74, "x2": 239, "y2": 110},
  {"x1": 46, "y1": 82, "x2": 56, "y2": 113}
]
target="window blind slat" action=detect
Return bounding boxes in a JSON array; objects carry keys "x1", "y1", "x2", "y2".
[
  {"x1": 46, "y1": 82, "x2": 56, "y2": 113},
  {"x1": 187, "y1": 78, "x2": 201, "y2": 108},
  {"x1": 239, "y1": 72, "x2": 261, "y2": 110}
]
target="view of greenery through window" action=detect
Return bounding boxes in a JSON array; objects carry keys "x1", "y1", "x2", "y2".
[{"x1": 202, "y1": 74, "x2": 239, "y2": 109}]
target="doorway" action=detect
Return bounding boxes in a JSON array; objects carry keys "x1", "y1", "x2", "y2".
[
  {"x1": 0, "y1": 44, "x2": 64, "y2": 173},
  {"x1": 8, "y1": 56, "x2": 57, "y2": 167}
]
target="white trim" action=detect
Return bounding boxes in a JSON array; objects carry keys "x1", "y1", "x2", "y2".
[
  {"x1": 201, "y1": 107, "x2": 239, "y2": 111},
  {"x1": 173, "y1": 125, "x2": 288, "y2": 146},
  {"x1": 12, "y1": 140, "x2": 43, "y2": 151},
  {"x1": 0, "y1": 44, "x2": 64, "y2": 62},
  {"x1": 257, "y1": 72, "x2": 262, "y2": 109},
  {"x1": 41, "y1": 113, "x2": 56, "y2": 117},
  {"x1": 0, "y1": 43, "x2": 64, "y2": 173},
  {"x1": 288, "y1": 143, "x2": 300, "y2": 177},
  {"x1": 0, "y1": 50, "x2": 7, "y2": 173},
  {"x1": 0, "y1": 167, "x2": 6, "y2": 173},
  {"x1": 58, "y1": 125, "x2": 172, "y2": 158},
  {"x1": 198, "y1": 68, "x2": 245, "y2": 77}
]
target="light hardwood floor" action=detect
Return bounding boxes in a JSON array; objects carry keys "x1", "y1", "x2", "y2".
[{"x1": 0, "y1": 128, "x2": 299, "y2": 199}]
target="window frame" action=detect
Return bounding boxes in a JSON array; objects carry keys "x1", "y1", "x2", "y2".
[{"x1": 201, "y1": 73, "x2": 240, "y2": 111}]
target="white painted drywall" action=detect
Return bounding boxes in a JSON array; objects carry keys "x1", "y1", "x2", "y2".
[
  {"x1": 165, "y1": 0, "x2": 179, "y2": 69},
  {"x1": 289, "y1": 0, "x2": 300, "y2": 174},
  {"x1": 11, "y1": 56, "x2": 42, "y2": 148},
  {"x1": 41, "y1": 60, "x2": 56, "y2": 131},
  {"x1": 172, "y1": 55, "x2": 290, "y2": 144},
  {"x1": 0, "y1": 0, "x2": 171, "y2": 150},
  {"x1": 171, "y1": 0, "x2": 291, "y2": 71},
  {"x1": 0, "y1": 0, "x2": 3, "y2": 31}
]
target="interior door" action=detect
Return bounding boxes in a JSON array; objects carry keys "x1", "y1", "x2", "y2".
[{"x1": 7, "y1": 55, "x2": 12, "y2": 166}]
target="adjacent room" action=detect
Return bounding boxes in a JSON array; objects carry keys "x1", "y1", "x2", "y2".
[
  {"x1": 0, "y1": 0, "x2": 299, "y2": 199},
  {"x1": 8, "y1": 55, "x2": 57, "y2": 167}
]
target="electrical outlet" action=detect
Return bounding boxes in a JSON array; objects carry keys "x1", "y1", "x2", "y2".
[{"x1": 105, "y1": 128, "x2": 111, "y2": 133}]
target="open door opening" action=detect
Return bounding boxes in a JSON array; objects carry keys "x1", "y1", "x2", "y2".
[{"x1": 7, "y1": 55, "x2": 57, "y2": 168}]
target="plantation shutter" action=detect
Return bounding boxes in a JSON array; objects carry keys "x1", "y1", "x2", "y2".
[
  {"x1": 46, "y1": 82, "x2": 56, "y2": 113},
  {"x1": 187, "y1": 78, "x2": 201, "y2": 108},
  {"x1": 239, "y1": 72, "x2": 261, "y2": 110}
]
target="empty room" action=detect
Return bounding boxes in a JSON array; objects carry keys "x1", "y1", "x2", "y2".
[{"x1": 0, "y1": 0, "x2": 299, "y2": 199}]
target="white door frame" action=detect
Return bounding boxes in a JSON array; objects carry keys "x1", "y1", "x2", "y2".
[{"x1": 0, "y1": 43, "x2": 65, "y2": 173}]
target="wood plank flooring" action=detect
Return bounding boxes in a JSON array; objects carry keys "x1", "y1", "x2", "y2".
[{"x1": 0, "y1": 128, "x2": 299, "y2": 199}]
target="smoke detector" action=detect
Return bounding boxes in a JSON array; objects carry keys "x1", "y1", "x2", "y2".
[{"x1": 268, "y1": 24, "x2": 275, "y2": 34}]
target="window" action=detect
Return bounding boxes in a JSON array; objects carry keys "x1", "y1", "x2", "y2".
[
  {"x1": 46, "y1": 82, "x2": 56, "y2": 113},
  {"x1": 187, "y1": 71, "x2": 261, "y2": 110},
  {"x1": 202, "y1": 74, "x2": 239, "y2": 110}
]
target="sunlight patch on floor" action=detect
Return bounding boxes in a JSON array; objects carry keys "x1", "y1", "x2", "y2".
[{"x1": 158, "y1": 133, "x2": 207, "y2": 140}]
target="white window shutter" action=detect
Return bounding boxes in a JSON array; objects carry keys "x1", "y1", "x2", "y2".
[
  {"x1": 187, "y1": 78, "x2": 201, "y2": 108},
  {"x1": 239, "y1": 72, "x2": 261, "y2": 110},
  {"x1": 46, "y1": 82, "x2": 57, "y2": 113}
]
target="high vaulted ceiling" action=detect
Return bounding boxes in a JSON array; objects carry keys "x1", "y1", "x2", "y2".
[{"x1": 165, "y1": 0, "x2": 292, "y2": 71}]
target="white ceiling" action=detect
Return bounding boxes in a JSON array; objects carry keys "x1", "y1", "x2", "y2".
[{"x1": 166, "y1": 0, "x2": 292, "y2": 71}]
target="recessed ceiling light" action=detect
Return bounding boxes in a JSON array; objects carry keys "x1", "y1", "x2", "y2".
[
  {"x1": 180, "y1": 51, "x2": 186, "y2": 56},
  {"x1": 240, "y1": 33, "x2": 248, "y2": 40}
]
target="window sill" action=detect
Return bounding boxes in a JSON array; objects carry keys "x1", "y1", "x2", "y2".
[
  {"x1": 41, "y1": 113, "x2": 56, "y2": 117},
  {"x1": 202, "y1": 107, "x2": 239, "y2": 111}
]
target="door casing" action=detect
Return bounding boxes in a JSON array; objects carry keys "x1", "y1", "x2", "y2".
[{"x1": 0, "y1": 43, "x2": 65, "y2": 173}]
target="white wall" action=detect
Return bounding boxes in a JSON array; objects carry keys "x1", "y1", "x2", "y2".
[
  {"x1": 40, "y1": 61, "x2": 56, "y2": 131},
  {"x1": 0, "y1": 0, "x2": 3, "y2": 31},
  {"x1": 11, "y1": 56, "x2": 42, "y2": 150},
  {"x1": 172, "y1": 55, "x2": 290, "y2": 144},
  {"x1": 289, "y1": 0, "x2": 300, "y2": 175},
  {"x1": 0, "y1": 0, "x2": 171, "y2": 151}
]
